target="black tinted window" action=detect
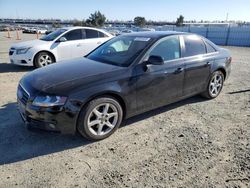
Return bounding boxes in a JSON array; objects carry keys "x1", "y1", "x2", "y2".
[
  {"x1": 98, "y1": 31, "x2": 107, "y2": 38},
  {"x1": 63, "y1": 29, "x2": 82, "y2": 41},
  {"x1": 184, "y1": 35, "x2": 206, "y2": 57},
  {"x1": 149, "y1": 36, "x2": 180, "y2": 61},
  {"x1": 85, "y1": 29, "x2": 99, "y2": 38},
  {"x1": 205, "y1": 41, "x2": 216, "y2": 53}
]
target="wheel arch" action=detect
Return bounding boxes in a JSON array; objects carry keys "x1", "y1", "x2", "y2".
[
  {"x1": 216, "y1": 67, "x2": 226, "y2": 79},
  {"x1": 33, "y1": 50, "x2": 56, "y2": 66},
  {"x1": 77, "y1": 91, "x2": 127, "y2": 123}
]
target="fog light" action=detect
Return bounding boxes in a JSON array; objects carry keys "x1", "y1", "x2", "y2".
[{"x1": 49, "y1": 123, "x2": 56, "y2": 129}]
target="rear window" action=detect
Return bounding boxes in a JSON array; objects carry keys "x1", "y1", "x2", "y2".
[
  {"x1": 85, "y1": 29, "x2": 99, "y2": 38},
  {"x1": 205, "y1": 41, "x2": 217, "y2": 53},
  {"x1": 98, "y1": 31, "x2": 108, "y2": 38},
  {"x1": 183, "y1": 35, "x2": 206, "y2": 57}
]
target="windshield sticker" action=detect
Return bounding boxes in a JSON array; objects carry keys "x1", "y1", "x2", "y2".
[{"x1": 134, "y1": 37, "x2": 151, "y2": 42}]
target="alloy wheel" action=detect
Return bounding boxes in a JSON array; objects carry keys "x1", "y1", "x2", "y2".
[
  {"x1": 87, "y1": 103, "x2": 118, "y2": 136},
  {"x1": 39, "y1": 55, "x2": 52, "y2": 66},
  {"x1": 209, "y1": 73, "x2": 223, "y2": 97}
]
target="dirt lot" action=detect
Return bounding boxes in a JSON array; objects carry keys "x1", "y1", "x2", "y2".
[{"x1": 0, "y1": 31, "x2": 249, "y2": 187}]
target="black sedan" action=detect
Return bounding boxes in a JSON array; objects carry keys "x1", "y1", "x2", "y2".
[{"x1": 17, "y1": 31, "x2": 232, "y2": 140}]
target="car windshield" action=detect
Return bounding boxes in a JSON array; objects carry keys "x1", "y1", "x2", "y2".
[
  {"x1": 86, "y1": 36, "x2": 153, "y2": 67},
  {"x1": 40, "y1": 29, "x2": 67, "y2": 41}
]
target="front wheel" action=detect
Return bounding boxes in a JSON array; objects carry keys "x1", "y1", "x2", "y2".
[
  {"x1": 34, "y1": 52, "x2": 54, "y2": 68},
  {"x1": 201, "y1": 71, "x2": 224, "y2": 99},
  {"x1": 77, "y1": 97, "x2": 123, "y2": 141}
]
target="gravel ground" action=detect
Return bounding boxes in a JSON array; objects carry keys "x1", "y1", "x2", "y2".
[{"x1": 0, "y1": 32, "x2": 249, "y2": 187}]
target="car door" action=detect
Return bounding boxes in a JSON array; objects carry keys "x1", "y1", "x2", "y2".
[
  {"x1": 135, "y1": 35, "x2": 185, "y2": 112},
  {"x1": 182, "y1": 35, "x2": 212, "y2": 96},
  {"x1": 56, "y1": 29, "x2": 83, "y2": 60},
  {"x1": 77, "y1": 29, "x2": 109, "y2": 56}
]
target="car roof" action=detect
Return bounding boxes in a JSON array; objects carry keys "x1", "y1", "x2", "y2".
[
  {"x1": 61, "y1": 26, "x2": 105, "y2": 31},
  {"x1": 60, "y1": 26, "x2": 112, "y2": 36},
  {"x1": 121, "y1": 31, "x2": 188, "y2": 39}
]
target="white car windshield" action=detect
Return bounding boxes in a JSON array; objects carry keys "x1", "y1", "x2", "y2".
[{"x1": 40, "y1": 29, "x2": 67, "y2": 41}]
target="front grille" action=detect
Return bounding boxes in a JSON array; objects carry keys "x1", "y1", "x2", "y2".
[{"x1": 17, "y1": 84, "x2": 30, "y2": 105}]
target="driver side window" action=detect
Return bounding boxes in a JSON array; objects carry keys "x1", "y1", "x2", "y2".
[{"x1": 149, "y1": 36, "x2": 181, "y2": 61}]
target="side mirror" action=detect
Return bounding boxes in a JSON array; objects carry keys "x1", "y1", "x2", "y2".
[
  {"x1": 58, "y1": 37, "x2": 67, "y2": 42},
  {"x1": 147, "y1": 55, "x2": 164, "y2": 65}
]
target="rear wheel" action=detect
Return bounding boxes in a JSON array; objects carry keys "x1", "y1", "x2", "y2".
[
  {"x1": 34, "y1": 52, "x2": 54, "y2": 68},
  {"x1": 77, "y1": 97, "x2": 123, "y2": 141},
  {"x1": 201, "y1": 71, "x2": 224, "y2": 99}
]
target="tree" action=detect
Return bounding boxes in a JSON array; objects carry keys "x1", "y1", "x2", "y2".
[
  {"x1": 134, "y1": 16, "x2": 146, "y2": 27},
  {"x1": 86, "y1": 11, "x2": 106, "y2": 27},
  {"x1": 176, "y1": 15, "x2": 184, "y2": 27},
  {"x1": 73, "y1": 20, "x2": 83, "y2": 26},
  {"x1": 52, "y1": 22, "x2": 61, "y2": 28},
  {"x1": 73, "y1": 19, "x2": 87, "y2": 26}
]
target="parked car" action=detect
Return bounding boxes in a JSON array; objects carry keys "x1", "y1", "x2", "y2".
[
  {"x1": 9, "y1": 27, "x2": 113, "y2": 67},
  {"x1": 108, "y1": 29, "x2": 121, "y2": 36},
  {"x1": 120, "y1": 29, "x2": 134, "y2": 34},
  {"x1": 17, "y1": 31, "x2": 231, "y2": 140}
]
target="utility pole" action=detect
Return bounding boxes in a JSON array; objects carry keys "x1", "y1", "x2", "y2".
[{"x1": 226, "y1": 13, "x2": 229, "y2": 22}]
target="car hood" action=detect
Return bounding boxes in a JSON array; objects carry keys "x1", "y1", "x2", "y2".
[
  {"x1": 11, "y1": 39, "x2": 49, "y2": 49},
  {"x1": 21, "y1": 57, "x2": 126, "y2": 95}
]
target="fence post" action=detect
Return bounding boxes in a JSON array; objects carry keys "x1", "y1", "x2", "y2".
[
  {"x1": 206, "y1": 27, "x2": 209, "y2": 38},
  {"x1": 225, "y1": 26, "x2": 231, "y2": 46},
  {"x1": 188, "y1": 25, "x2": 191, "y2": 32}
]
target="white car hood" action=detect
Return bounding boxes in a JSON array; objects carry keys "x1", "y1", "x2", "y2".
[{"x1": 11, "y1": 39, "x2": 50, "y2": 49}]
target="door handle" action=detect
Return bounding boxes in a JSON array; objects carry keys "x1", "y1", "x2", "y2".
[
  {"x1": 97, "y1": 41, "x2": 102, "y2": 45},
  {"x1": 174, "y1": 67, "x2": 184, "y2": 74},
  {"x1": 76, "y1": 44, "x2": 81, "y2": 47},
  {"x1": 205, "y1": 62, "x2": 211, "y2": 66}
]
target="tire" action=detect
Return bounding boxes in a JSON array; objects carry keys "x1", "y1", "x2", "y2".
[
  {"x1": 77, "y1": 96, "x2": 123, "y2": 141},
  {"x1": 34, "y1": 52, "x2": 55, "y2": 68},
  {"x1": 201, "y1": 71, "x2": 224, "y2": 99}
]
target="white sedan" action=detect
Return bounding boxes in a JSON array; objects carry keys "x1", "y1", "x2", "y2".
[{"x1": 9, "y1": 27, "x2": 113, "y2": 67}]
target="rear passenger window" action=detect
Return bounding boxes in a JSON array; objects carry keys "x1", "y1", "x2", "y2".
[
  {"x1": 205, "y1": 42, "x2": 216, "y2": 53},
  {"x1": 184, "y1": 35, "x2": 206, "y2": 57},
  {"x1": 63, "y1": 29, "x2": 82, "y2": 41},
  {"x1": 98, "y1": 31, "x2": 107, "y2": 38},
  {"x1": 85, "y1": 29, "x2": 99, "y2": 38}
]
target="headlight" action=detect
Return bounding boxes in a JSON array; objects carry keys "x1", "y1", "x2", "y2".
[
  {"x1": 16, "y1": 47, "x2": 31, "y2": 54},
  {"x1": 32, "y1": 95, "x2": 67, "y2": 107}
]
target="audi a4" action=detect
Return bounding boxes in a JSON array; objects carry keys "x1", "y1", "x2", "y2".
[{"x1": 17, "y1": 31, "x2": 231, "y2": 140}]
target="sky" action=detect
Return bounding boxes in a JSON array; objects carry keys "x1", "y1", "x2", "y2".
[{"x1": 0, "y1": 0, "x2": 250, "y2": 22}]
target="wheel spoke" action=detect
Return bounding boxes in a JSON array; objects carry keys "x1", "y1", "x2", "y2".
[
  {"x1": 103, "y1": 103, "x2": 110, "y2": 114},
  {"x1": 93, "y1": 108, "x2": 102, "y2": 118},
  {"x1": 214, "y1": 87, "x2": 218, "y2": 94},
  {"x1": 105, "y1": 121, "x2": 114, "y2": 129},
  {"x1": 97, "y1": 124, "x2": 104, "y2": 135},
  {"x1": 88, "y1": 120, "x2": 100, "y2": 127},
  {"x1": 107, "y1": 112, "x2": 118, "y2": 119}
]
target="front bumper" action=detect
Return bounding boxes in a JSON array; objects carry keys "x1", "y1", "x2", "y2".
[
  {"x1": 9, "y1": 49, "x2": 34, "y2": 66},
  {"x1": 17, "y1": 98, "x2": 77, "y2": 134}
]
